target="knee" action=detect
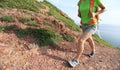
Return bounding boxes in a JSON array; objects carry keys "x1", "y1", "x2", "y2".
[{"x1": 78, "y1": 38, "x2": 85, "y2": 43}]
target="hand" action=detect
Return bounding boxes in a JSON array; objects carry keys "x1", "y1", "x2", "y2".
[{"x1": 89, "y1": 12, "x2": 97, "y2": 18}]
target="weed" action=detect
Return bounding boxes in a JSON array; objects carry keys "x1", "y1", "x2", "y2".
[
  {"x1": 61, "y1": 33, "x2": 75, "y2": 42},
  {"x1": 16, "y1": 28, "x2": 61, "y2": 46},
  {"x1": 27, "y1": 21, "x2": 37, "y2": 26},
  {"x1": 43, "y1": 20, "x2": 55, "y2": 27},
  {"x1": 0, "y1": 25, "x2": 4, "y2": 32},
  {"x1": 18, "y1": 17, "x2": 31, "y2": 23},
  {"x1": 1, "y1": 15, "x2": 14, "y2": 22}
]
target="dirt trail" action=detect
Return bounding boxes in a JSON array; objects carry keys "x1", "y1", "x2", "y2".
[{"x1": 0, "y1": 32, "x2": 120, "y2": 70}]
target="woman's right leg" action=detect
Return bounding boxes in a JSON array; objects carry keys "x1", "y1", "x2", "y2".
[
  {"x1": 75, "y1": 31, "x2": 92, "y2": 60},
  {"x1": 68, "y1": 31, "x2": 92, "y2": 67}
]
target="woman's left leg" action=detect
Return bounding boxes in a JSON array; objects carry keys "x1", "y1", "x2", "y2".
[
  {"x1": 87, "y1": 36, "x2": 96, "y2": 57},
  {"x1": 87, "y1": 36, "x2": 95, "y2": 53}
]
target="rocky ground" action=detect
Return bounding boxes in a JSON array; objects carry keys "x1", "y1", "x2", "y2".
[{"x1": 0, "y1": 32, "x2": 120, "y2": 70}]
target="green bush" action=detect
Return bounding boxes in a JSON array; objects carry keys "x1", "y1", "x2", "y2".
[
  {"x1": 61, "y1": 33, "x2": 75, "y2": 42},
  {"x1": 17, "y1": 28, "x2": 61, "y2": 46},
  {"x1": 4, "y1": 24, "x2": 16, "y2": 31},
  {"x1": 27, "y1": 21, "x2": 37, "y2": 26},
  {"x1": 17, "y1": 29, "x2": 29, "y2": 38},
  {"x1": 0, "y1": 25, "x2": 4, "y2": 32},
  {"x1": 1, "y1": 15, "x2": 14, "y2": 22},
  {"x1": 18, "y1": 17, "x2": 31, "y2": 23},
  {"x1": 43, "y1": 20, "x2": 55, "y2": 27}
]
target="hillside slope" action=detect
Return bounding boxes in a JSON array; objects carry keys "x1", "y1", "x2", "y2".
[{"x1": 0, "y1": 0, "x2": 120, "y2": 70}]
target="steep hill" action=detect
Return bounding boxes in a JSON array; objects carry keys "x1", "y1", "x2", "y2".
[{"x1": 0, "y1": 0, "x2": 120, "y2": 70}]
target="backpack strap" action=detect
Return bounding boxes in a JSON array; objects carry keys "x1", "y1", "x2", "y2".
[
  {"x1": 90, "y1": 0, "x2": 100, "y2": 21},
  {"x1": 90, "y1": 0, "x2": 94, "y2": 13}
]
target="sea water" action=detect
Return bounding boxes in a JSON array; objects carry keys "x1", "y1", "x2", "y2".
[{"x1": 97, "y1": 24, "x2": 120, "y2": 48}]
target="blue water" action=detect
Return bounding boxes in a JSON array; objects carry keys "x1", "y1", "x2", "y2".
[{"x1": 97, "y1": 24, "x2": 120, "y2": 48}]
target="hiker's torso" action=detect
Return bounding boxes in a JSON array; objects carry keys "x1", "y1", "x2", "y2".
[{"x1": 78, "y1": 0, "x2": 101, "y2": 24}]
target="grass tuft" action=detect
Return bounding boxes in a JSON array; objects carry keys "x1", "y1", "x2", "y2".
[
  {"x1": 27, "y1": 21, "x2": 37, "y2": 26},
  {"x1": 1, "y1": 15, "x2": 14, "y2": 22},
  {"x1": 17, "y1": 28, "x2": 61, "y2": 46},
  {"x1": 61, "y1": 33, "x2": 75, "y2": 42},
  {"x1": 18, "y1": 17, "x2": 31, "y2": 23}
]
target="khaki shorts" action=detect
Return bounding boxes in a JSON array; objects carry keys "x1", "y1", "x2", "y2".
[{"x1": 81, "y1": 25, "x2": 97, "y2": 34}]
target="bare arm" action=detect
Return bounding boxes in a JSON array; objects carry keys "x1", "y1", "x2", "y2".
[{"x1": 96, "y1": 3, "x2": 106, "y2": 15}]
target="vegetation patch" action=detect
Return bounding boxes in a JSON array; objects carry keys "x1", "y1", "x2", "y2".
[
  {"x1": 43, "y1": 20, "x2": 55, "y2": 27},
  {"x1": 0, "y1": 25, "x2": 4, "y2": 32},
  {"x1": 27, "y1": 21, "x2": 37, "y2": 26},
  {"x1": 18, "y1": 17, "x2": 31, "y2": 23},
  {"x1": 61, "y1": 33, "x2": 75, "y2": 42},
  {"x1": 17, "y1": 28, "x2": 61, "y2": 46},
  {"x1": 1, "y1": 15, "x2": 14, "y2": 22},
  {"x1": 0, "y1": 24, "x2": 17, "y2": 32},
  {"x1": 4, "y1": 24, "x2": 16, "y2": 31}
]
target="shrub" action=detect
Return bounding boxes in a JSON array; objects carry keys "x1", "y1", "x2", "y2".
[
  {"x1": 0, "y1": 25, "x2": 4, "y2": 32},
  {"x1": 18, "y1": 17, "x2": 31, "y2": 23},
  {"x1": 1, "y1": 15, "x2": 14, "y2": 22},
  {"x1": 61, "y1": 33, "x2": 75, "y2": 42},
  {"x1": 27, "y1": 21, "x2": 37, "y2": 26},
  {"x1": 17, "y1": 28, "x2": 61, "y2": 46},
  {"x1": 4, "y1": 24, "x2": 17, "y2": 31},
  {"x1": 43, "y1": 20, "x2": 55, "y2": 27}
]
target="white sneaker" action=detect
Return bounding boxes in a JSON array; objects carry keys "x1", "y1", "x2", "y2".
[{"x1": 68, "y1": 59, "x2": 79, "y2": 67}]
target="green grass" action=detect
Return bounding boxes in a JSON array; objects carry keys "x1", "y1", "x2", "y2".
[
  {"x1": 17, "y1": 28, "x2": 62, "y2": 46},
  {"x1": 0, "y1": 24, "x2": 17, "y2": 32},
  {"x1": 27, "y1": 21, "x2": 37, "y2": 26},
  {"x1": 18, "y1": 17, "x2": 31, "y2": 23},
  {"x1": 4, "y1": 24, "x2": 16, "y2": 30},
  {"x1": 0, "y1": 0, "x2": 45, "y2": 12},
  {"x1": 0, "y1": 25, "x2": 4, "y2": 32},
  {"x1": 1, "y1": 15, "x2": 14, "y2": 22},
  {"x1": 93, "y1": 34, "x2": 115, "y2": 48},
  {"x1": 61, "y1": 33, "x2": 75, "y2": 42},
  {"x1": 43, "y1": 20, "x2": 55, "y2": 27},
  {"x1": 44, "y1": 1, "x2": 80, "y2": 31}
]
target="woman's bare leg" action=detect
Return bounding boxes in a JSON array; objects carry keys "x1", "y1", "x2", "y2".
[
  {"x1": 87, "y1": 36, "x2": 95, "y2": 52},
  {"x1": 75, "y1": 32, "x2": 92, "y2": 60}
]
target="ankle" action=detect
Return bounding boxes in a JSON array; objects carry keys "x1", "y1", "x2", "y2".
[{"x1": 92, "y1": 50, "x2": 95, "y2": 53}]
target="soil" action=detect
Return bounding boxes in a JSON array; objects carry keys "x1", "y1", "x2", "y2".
[{"x1": 0, "y1": 32, "x2": 120, "y2": 70}]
